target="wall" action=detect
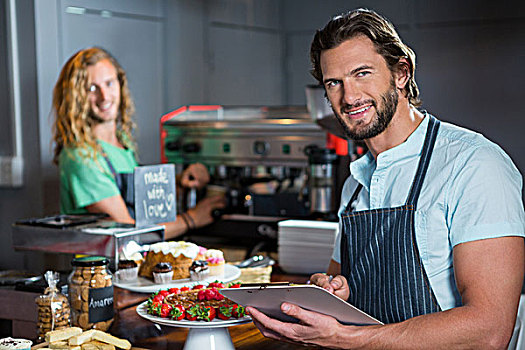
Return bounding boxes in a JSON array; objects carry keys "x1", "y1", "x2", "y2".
[
  {"x1": 283, "y1": 0, "x2": 525, "y2": 193},
  {"x1": 164, "y1": 0, "x2": 207, "y2": 110},
  {"x1": 0, "y1": 0, "x2": 44, "y2": 270},
  {"x1": 0, "y1": 0, "x2": 13, "y2": 157},
  {"x1": 204, "y1": 0, "x2": 284, "y2": 105},
  {"x1": 165, "y1": 0, "x2": 285, "y2": 111}
]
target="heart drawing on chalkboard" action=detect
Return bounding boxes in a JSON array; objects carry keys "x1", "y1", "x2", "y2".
[{"x1": 165, "y1": 193, "x2": 175, "y2": 212}]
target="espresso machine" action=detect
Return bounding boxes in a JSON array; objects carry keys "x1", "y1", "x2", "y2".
[
  {"x1": 161, "y1": 105, "x2": 343, "y2": 254},
  {"x1": 161, "y1": 106, "x2": 330, "y2": 216}
]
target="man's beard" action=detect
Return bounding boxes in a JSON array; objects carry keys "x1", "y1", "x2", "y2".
[
  {"x1": 88, "y1": 111, "x2": 106, "y2": 123},
  {"x1": 334, "y1": 79, "x2": 398, "y2": 141},
  {"x1": 88, "y1": 110, "x2": 118, "y2": 124}
]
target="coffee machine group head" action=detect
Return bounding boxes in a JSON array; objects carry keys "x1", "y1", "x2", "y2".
[{"x1": 305, "y1": 145, "x2": 338, "y2": 217}]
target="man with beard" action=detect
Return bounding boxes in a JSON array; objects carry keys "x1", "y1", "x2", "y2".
[
  {"x1": 247, "y1": 9, "x2": 525, "y2": 349},
  {"x1": 52, "y1": 47, "x2": 225, "y2": 239}
]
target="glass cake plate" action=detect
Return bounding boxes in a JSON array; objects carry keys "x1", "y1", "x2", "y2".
[
  {"x1": 136, "y1": 300, "x2": 251, "y2": 350},
  {"x1": 136, "y1": 301, "x2": 251, "y2": 328}
]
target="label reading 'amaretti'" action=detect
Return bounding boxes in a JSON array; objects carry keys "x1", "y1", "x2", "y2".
[{"x1": 88, "y1": 286, "x2": 114, "y2": 323}]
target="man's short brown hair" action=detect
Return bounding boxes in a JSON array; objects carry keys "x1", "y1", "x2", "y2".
[{"x1": 310, "y1": 9, "x2": 421, "y2": 107}]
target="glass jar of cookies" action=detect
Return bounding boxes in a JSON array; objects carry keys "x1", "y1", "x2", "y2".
[{"x1": 68, "y1": 256, "x2": 114, "y2": 331}]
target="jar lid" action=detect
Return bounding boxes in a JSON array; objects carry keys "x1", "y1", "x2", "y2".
[{"x1": 71, "y1": 256, "x2": 109, "y2": 267}]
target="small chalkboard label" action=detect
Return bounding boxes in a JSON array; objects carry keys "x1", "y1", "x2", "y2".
[
  {"x1": 88, "y1": 286, "x2": 114, "y2": 323},
  {"x1": 134, "y1": 164, "x2": 177, "y2": 227}
]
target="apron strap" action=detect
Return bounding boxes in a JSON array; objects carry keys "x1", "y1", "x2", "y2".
[
  {"x1": 406, "y1": 115, "x2": 440, "y2": 207},
  {"x1": 345, "y1": 183, "x2": 363, "y2": 212},
  {"x1": 101, "y1": 152, "x2": 122, "y2": 190},
  {"x1": 100, "y1": 152, "x2": 135, "y2": 219}
]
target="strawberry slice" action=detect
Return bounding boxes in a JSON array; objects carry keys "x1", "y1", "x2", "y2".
[
  {"x1": 170, "y1": 304, "x2": 185, "y2": 321},
  {"x1": 218, "y1": 304, "x2": 233, "y2": 320},
  {"x1": 232, "y1": 304, "x2": 246, "y2": 318},
  {"x1": 199, "y1": 305, "x2": 216, "y2": 321},
  {"x1": 160, "y1": 303, "x2": 173, "y2": 318},
  {"x1": 209, "y1": 281, "x2": 225, "y2": 289},
  {"x1": 204, "y1": 288, "x2": 216, "y2": 301},
  {"x1": 147, "y1": 300, "x2": 162, "y2": 316},
  {"x1": 197, "y1": 289, "x2": 206, "y2": 301},
  {"x1": 215, "y1": 291, "x2": 225, "y2": 301},
  {"x1": 186, "y1": 305, "x2": 200, "y2": 321},
  {"x1": 152, "y1": 294, "x2": 164, "y2": 303}
]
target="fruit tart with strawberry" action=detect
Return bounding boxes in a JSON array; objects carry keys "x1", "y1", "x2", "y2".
[{"x1": 145, "y1": 281, "x2": 246, "y2": 322}]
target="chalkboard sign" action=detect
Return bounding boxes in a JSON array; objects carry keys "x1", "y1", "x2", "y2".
[
  {"x1": 134, "y1": 164, "x2": 177, "y2": 227},
  {"x1": 88, "y1": 286, "x2": 114, "y2": 323}
]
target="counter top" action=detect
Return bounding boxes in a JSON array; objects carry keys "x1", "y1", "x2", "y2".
[
  {"x1": 0, "y1": 288, "x2": 39, "y2": 337},
  {"x1": 9, "y1": 268, "x2": 311, "y2": 349}
]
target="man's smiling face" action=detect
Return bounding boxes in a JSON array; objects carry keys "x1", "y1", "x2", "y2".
[
  {"x1": 86, "y1": 58, "x2": 121, "y2": 123},
  {"x1": 321, "y1": 35, "x2": 399, "y2": 141}
]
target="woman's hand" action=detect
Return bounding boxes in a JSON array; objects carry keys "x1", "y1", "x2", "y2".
[
  {"x1": 180, "y1": 163, "x2": 210, "y2": 189},
  {"x1": 186, "y1": 195, "x2": 226, "y2": 229}
]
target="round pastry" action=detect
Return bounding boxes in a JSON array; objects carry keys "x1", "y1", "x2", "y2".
[
  {"x1": 120, "y1": 240, "x2": 145, "y2": 267},
  {"x1": 205, "y1": 249, "x2": 225, "y2": 276},
  {"x1": 153, "y1": 262, "x2": 173, "y2": 284},
  {"x1": 117, "y1": 259, "x2": 139, "y2": 281},
  {"x1": 118, "y1": 259, "x2": 137, "y2": 269},
  {"x1": 139, "y1": 241, "x2": 199, "y2": 280},
  {"x1": 196, "y1": 246, "x2": 208, "y2": 261},
  {"x1": 189, "y1": 260, "x2": 209, "y2": 281}
]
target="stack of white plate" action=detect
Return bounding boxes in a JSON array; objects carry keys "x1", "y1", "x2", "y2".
[{"x1": 277, "y1": 220, "x2": 339, "y2": 275}]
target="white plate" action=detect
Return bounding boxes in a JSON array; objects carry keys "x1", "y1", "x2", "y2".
[
  {"x1": 278, "y1": 240, "x2": 335, "y2": 249},
  {"x1": 278, "y1": 232, "x2": 336, "y2": 239},
  {"x1": 278, "y1": 249, "x2": 333, "y2": 259},
  {"x1": 278, "y1": 219, "x2": 339, "y2": 230},
  {"x1": 278, "y1": 263, "x2": 328, "y2": 275},
  {"x1": 114, "y1": 264, "x2": 241, "y2": 293},
  {"x1": 278, "y1": 248, "x2": 332, "y2": 257},
  {"x1": 279, "y1": 228, "x2": 337, "y2": 235},
  {"x1": 279, "y1": 255, "x2": 332, "y2": 261},
  {"x1": 136, "y1": 301, "x2": 251, "y2": 328}
]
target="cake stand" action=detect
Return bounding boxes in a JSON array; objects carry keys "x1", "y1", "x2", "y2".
[{"x1": 136, "y1": 301, "x2": 251, "y2": 350}]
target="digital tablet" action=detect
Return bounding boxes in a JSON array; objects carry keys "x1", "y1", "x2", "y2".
[{"x1": 220, "y1": 284, "x2": 382, "y2": 326}]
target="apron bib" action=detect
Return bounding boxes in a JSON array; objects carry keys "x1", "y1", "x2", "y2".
[
  {"x1": 340, "y1": 115, "x2": 441, "y2": 324},
  {"x1": 102, "y1": 153, "x2": 135, "y2": 219}
]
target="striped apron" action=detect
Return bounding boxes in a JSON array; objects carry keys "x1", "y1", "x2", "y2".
[{"x1": 340, "y1": 115, "x2": 441, "y2": 324}]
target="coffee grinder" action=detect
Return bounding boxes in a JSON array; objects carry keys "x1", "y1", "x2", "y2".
[{"x1": 305, "y1": 145, "x2": 338, "y2": 219}]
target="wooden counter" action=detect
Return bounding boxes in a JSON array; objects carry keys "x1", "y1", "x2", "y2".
[
  {"x1": 5, "y1": 268, "x2": 313, "y2": 349},
  {"x1": 0, "y1": 288, "x2": 39, "y2": 337}
]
